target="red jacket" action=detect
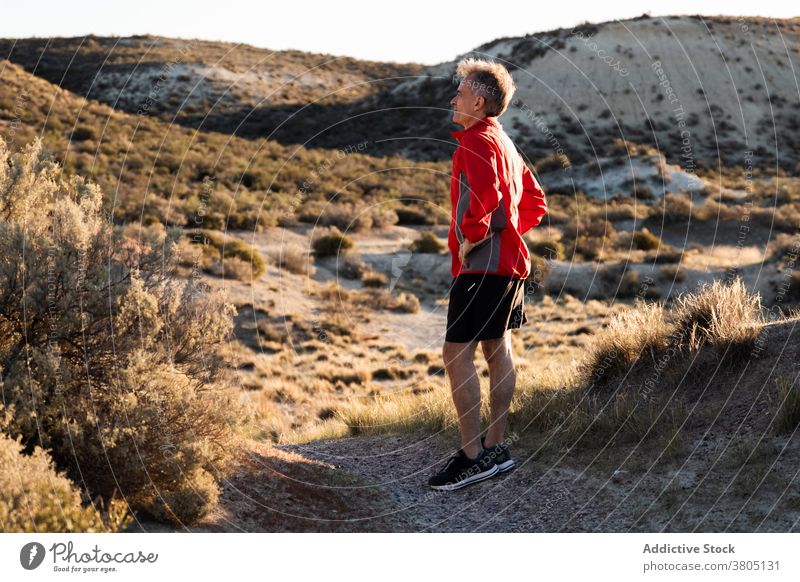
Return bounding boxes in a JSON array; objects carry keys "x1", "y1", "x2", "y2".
[{"x1": 448, "y1": 116, "x2": 548, "y2": 279}]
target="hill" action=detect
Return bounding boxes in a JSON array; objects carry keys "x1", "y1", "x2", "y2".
[
  {"x1": 0, "y1": 58, "x2": 448, "y2": 228},
  {"x1": 4, "y1": 16, "x2": 800, "y2": 171}
]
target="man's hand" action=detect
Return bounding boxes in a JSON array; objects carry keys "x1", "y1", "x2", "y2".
[{"x1": 458, "y1": 233, "x2": 493, "y2": 266}]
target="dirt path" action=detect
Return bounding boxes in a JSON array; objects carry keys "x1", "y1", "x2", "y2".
[
  {"x1": 127, "y1": 427, "x2": 799, "y2": 533},
  {"x1": 274, "y1": 429, "x2": 800, "y2": 533}
]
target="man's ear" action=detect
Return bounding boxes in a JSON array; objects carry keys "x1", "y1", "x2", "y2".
[{"x1": 474, "y1": 94, "x2": 485, "y2": 112}]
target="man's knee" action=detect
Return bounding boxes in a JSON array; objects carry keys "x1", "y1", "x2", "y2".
[
  {"x1": 481, "y1": 334, "x2": 511, "y2": 364},
  {"x1": 443, "y1": 340, "x2": 475, "y2": 369}
]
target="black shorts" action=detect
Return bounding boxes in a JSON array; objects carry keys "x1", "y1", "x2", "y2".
[{"x1": 445, "y1": 273, "x2": 529, "y2": 343}]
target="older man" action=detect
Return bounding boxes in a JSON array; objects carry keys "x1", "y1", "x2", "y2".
[{"x1": 428, "y1": 57, "x2": 548, "y2": 491}]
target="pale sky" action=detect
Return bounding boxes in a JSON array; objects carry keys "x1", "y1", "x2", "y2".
[{"x1": 3, "y1": 0, "x2": 798, "y2": 64}]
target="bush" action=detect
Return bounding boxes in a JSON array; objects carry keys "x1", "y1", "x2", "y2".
[
  {"x1": 313, "y1": 226, "x2": 354, "y2": 258},
  {"x1": 766, "y1": 233, "x2": 800, "y2": 263},
  {"x1": 0, "y1": 433, "x2": 131, "y2": 532},
  {"x1": 580, "y1": 277, "x2": 762, "y2": 394},
  {"x1": 298, "y1": 202, "x2": 397, "y2": 232},
  {"x1": 70, "y1": 125, "x2": 96, "y2": 142},
  {"x1": 0, "y1": 139, "x2": 244, "y2": 525},
  {"x1": 393, "y1": 292, "x2": 421, "y2": 313},
  {"x1": 578, "y1": 301, "x2": 671, "y2": 391},
  {"x1": 527, "y1": 239, "x2": 564, "y2": 260},
  {"x1": 190, "y1": 229, "x2": 266, "y2": 281},
  {"x1": 395, "y1": 206, "x2": 434, "y2": 225},
  {"x1": 564, "y1": 215, "x2": 616, "y2": 261},
  {"x1": 362, "y1": 271, "x2": 388, "y2": 288},
  {"x1": 672, "y1": 278, "x2": 762, "y2": 351},
  {"x1": 650, "y1": 193, "x2": 693, "y2": 224},
  {"x1": 660, "y1": 265, "x2": 687, "y2": 283},
  {"x1": 629, "y1": 228, "x2": 662, "y2": 251},
  {"x1": 529, "y1": 254, "x2": 551, "y2": 287},
  {"x1": 338, "y1": 253, "x2": 367, "y2": 279},
  {"x1": 269, "y1": 244, "x2": 315, "y2": 275},
  {"x1": 410, "y1": 231, "x2": 444, "y2": 254}
]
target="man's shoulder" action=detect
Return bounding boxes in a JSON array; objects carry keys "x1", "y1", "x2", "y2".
[{"x1": 459, "y1": 129, "x2": 499, "y2": 158}]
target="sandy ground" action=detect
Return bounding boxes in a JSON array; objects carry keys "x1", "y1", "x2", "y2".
[{"x1": 128, "y1": 424, "x2": 799, "y2": 533}]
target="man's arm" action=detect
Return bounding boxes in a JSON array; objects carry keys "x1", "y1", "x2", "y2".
[
  {"x1": 518, "y1": 162, "x2": 547, "y2": 234},
  {"x1": 459, "y1": 134, "x2": 502, "y2": 244}
]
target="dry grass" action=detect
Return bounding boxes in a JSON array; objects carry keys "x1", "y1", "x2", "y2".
[
  {"x1": 409, "y1": 231, "x2": 445, "y2": 254},
  {"x1": 302, "y1": 278, "x2": 768, "y2": 452},
  {"x1": 672, "y1": 278, "x2": 762, "y2": 350},
  {"x1": 615, "y1": 228, "x2": 662, "y2": 251},
  {"x1": 577, "y1": 300, "x2": 671, "y2": 391},
  {"x1": 268, "y1": 244, "x2": 315, "y2": 275},
  {"x1": 312, "y1": 227, "x2": 355, "y2": 258},
  {"x1": 188, "y1": 229, "x2": 266, "y2": 280}
]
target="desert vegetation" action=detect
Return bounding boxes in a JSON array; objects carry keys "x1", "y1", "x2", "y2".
[{"x1": 0, "y1": 139, "x2": 244, "y2": 526}]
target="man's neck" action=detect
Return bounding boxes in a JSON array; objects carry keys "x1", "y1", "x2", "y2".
[{"x1": 460, "y1": 114, "x2": 487, "y2": 130}]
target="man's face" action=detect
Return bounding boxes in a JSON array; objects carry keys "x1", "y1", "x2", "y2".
[{"x1": 450, "y1": 77, "x2": 484, "y2": 128}]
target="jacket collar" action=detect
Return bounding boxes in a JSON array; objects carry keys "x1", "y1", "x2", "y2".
[{"x1": 450, "y1": 116, "x2": 500, "y2": 141}]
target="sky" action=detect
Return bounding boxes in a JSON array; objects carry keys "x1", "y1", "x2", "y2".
[{"x1": 4, "y1": 0, "x2": 798, "y2": 64}]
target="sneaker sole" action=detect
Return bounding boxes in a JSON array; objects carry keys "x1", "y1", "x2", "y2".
[
  {"x1": 497, "y1": 459, "x2": 515, "y2": 473},
  {"x1": 429, "y1": 464, "x2": 499, "y2": 491}
]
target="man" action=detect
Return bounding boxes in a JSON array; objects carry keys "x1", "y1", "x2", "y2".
[{"x1": 428, "y1": 57, "x2": 548, "y2": 491}]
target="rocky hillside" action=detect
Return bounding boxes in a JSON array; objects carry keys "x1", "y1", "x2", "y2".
[
  {"x1": 0, "y1": 59, "x2": 447, "y2": 228},
  {"x1": 3, "y1": 15, "x2": 798, "y2": 172}
]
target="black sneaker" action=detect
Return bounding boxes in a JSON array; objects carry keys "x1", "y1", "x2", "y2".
[
  {"x1": 481, "y1": 437, "x2": 515, "y2": 473},
  {"x1": 427, "y1": 448, "x2": 499, "y2": 491}
]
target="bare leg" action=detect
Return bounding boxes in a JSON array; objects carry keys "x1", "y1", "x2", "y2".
[
  {"x1": 442, "y1": 340, "x2": 482, "y2": 459},
  {"x1": 481, "y1": 331, "x2": 516, "y2": 448}
]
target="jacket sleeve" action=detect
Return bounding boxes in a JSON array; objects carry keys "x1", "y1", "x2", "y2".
[
  {"x1": 459, "y1": 134, "x2": 502, "y2": 244},
  {"x1": 518, "y1": 161, "x2": 547, "y2": 234}
]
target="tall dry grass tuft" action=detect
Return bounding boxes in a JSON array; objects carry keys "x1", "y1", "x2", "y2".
[
  {"x1": 578, "y1": 277, "x2": 764, "y2": 396},
  {"x1": 335, "y1": 386, "x2": 457, "y2": 436},
  {"x1": 577, "y1": 300, "x2": 671, "y2": 391},
  {"x1": 672, "y1": 278, "x2": 762, "y2": 351}
]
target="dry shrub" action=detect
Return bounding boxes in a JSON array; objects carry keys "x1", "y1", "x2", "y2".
[
  {"x1": 269, "y1": 244, "x2": 315, "y2": 275},
  {"x1": 189, "y1": 229, "x2": 266, "y2": 281},
  {"x1": 0, "y1": 432, "x2": 131, "y2": 532},
  {"x1": 579, "y1": 276, "x2": 763, "y2": 394},
  {"x1": 299, "y1": 201, "x2": 397, "y2": 231},
  {"x1": 693, "y1": 199, "x2": 740, "y2": 221},
  {"x1": 529, "y1": 254, "x2": 551, "y2": 287},
  {"x1": 410, "y1": 231, "x2": 445, "y2": 254},
  {"x1": 616, "y1": 228, "x2": 662, "y2": 251},
  {"x1": 766, "y1": 233, "x2": 800, "y2": 263},
  {"x1": 672, "y1": 278, "x2": 762, "y2": 351},
  {"x1": 660, "y1": 265, "x2": 687, "y2": 283},
  {"x1": 0, "y1": 139, "x2": 244, "y2": 526},
  {"x1": 650, "y1": 193, "x2": 694, "y2": 224},
  {"x1": 362, "y1": 290, "x2": 421, "y2": 313},
  {"x1": 564, "y1": 215, "x2": 616, "y2": 260},
  {"x1": 362, "y1": 271, "x2": 388, "y2": 288},
  {"x1": 527, "y1": 238, "x2": 564, "y2": 260},
  {"x1": 218, "y1": 256, "x2": 253, "y2": 280},
  {"x1": 337, "y1": 253, "x2": 368, "y2": 279},
  {"x1": 312, "y1": 226, "x2": 354, "y2": 258},
  {"x1": 772, "y1": 203, "x2": 800, "y2": 232},
  {"x1": 395, "y1": 206, "x2": 434, "y2": 225},
  {"x1": 577, "y1": 301, "x2": 671, "y2": 390}
]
